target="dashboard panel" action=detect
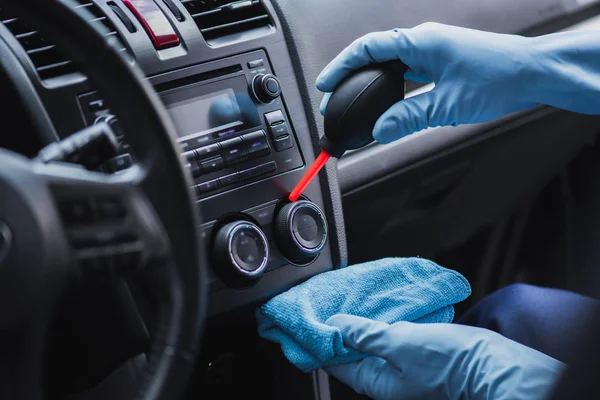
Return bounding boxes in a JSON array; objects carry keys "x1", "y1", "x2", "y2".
[
  {"x1": 0, "y1": 0, "x2": 342, "y2": 315},
  {"x1": 2, "y1": 0, "x2": 600, "y2": 316}
]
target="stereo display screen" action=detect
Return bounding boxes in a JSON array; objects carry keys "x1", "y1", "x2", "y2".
[{"x1": 160, "y1": 74, "x2": 261, "y2": 141}]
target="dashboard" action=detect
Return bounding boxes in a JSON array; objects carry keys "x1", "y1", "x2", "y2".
[{"x1": 1, "y1": 0, "x2": 600, "y2": 317}]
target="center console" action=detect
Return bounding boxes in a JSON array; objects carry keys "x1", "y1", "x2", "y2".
[
  {"x1": 50, "y1": 1, "x2": 344, "y2": 316},
  {"x1": 148, "y1": 50, "x2": 334, "y2": 313},
  {"x1": 159, "y1": 50, "x2": 303, "y2": 200}
]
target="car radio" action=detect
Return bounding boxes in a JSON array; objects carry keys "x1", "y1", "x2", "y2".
[{"x1": 77, "y1": 50, "x2": 304, "y2": 199}]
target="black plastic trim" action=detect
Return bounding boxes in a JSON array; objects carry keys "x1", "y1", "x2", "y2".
[
  {"x1": 0, "y1": 31, "x2": 58, "y2": 144},
  {"x1": 337, "y1": 107, "x2": 555, "y2": 195},
  {"x1": 270, "y1": 0, "x2": 348, "y2": 269}
]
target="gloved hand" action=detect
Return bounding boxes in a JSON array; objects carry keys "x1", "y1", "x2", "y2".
[
  {"x1": 316, "y1": 23, "x2": 600, "y2": 144},
  {"x1": 324, "y1": 314, "x2": 565, "y2": 400}
]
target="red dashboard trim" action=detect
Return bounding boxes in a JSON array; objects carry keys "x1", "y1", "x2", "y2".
[{"x1": 122, "y1": 0, "x2": 180, "y2": 50}]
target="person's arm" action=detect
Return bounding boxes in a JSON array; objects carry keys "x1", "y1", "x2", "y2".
[
  {"x1": 528, "y1": 30, "x2": 600, "y2": 115},
  {"x1": 317, "y1": 23, "x2": 600, "y2": 144},
  {"x1": 324, "y1": 315, "x2": 566, "y2": 400}
]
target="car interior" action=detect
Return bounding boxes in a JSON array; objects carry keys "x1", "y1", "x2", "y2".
[{"x1": 2, "y1": 0, "x2": 600, "y2": 399}]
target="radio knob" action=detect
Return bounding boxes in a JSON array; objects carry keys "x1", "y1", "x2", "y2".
[
  {"x1": 252, "y1": 73, "x2": 282, "y2": 103},
  {"x1": 274, "y1": 201, "x2": 328, "y2": 264},
  {"x1": 211, "y1": 221, "x2": 270, "y2": 288}
]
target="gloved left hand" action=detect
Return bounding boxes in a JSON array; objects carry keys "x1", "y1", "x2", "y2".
[{"x1": 325, "y1": 314, "x2": 565, "y2": 400}]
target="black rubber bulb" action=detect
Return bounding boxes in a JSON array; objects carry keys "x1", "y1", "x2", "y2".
[{"x1": 320, "y1": 61, "x2": 408, "y2": 158}]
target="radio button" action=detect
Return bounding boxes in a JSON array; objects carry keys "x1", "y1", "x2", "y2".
[
  {"x1": 258, "y1": 161, "x2": 277, "y2": 174},
  {"x1": 238, "y1": 169, "x2": 252, "y2": 181},
  {"x1": 238, "y1": 167, "x2": 258, "y2": 181},
  {"x1": 273, "y1": 135, "x2": 294, "y2": 152},
  {"x1": 190, "y1": 161, "x2": 203, "y2": 178},
  {"x1": 243, "y1": 131, "x2": 270, "y2": 157},
  {"x1": 248, "y1": 59, "x2": 265, "y2": 69},
  {"x1": 253, "y1": 74, "x2": 282, "y2": 103},
  {"x1": 182, "y1": 151, "x2": 202, "y2": 178},
  {"x1": 219, "y1": 173, "x2": 240, "y2": 187},
  {"x1": 268, "y1": 122, "x2": 290, "y2": 139},
  {"x1": 196, "y1": 143, "x2": 221, "y2": 159},
  {"x1": 182, "y1": 150, "x2": 196, "y2": 159},
  {"x1": 221, "y1": 137, "x2": 247, "y2": 164},
  {"x1": 264, "y1": 110, "x2": 285, "y2": 126},
  {"x1": 196, "y1": 179, "x2": 220, "y2": 195},
  {"x1": 200, "y1": 156, "x2": 225, "y2": 174},
  {"x1": 249, "y1": 166, "x2": 263, "y2": 178}
]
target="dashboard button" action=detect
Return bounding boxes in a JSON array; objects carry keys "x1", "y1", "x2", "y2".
[
  {"x1": 182, "y1": 150, "x2": 196, "y2": 161},
  {"x1": 108, "y1": 153, "x2": 133, "y2": 172},
  {"x1": 243, "y1": 131, "x2": 270, "y2": 157},
  {"x1": 221, "y1": 137, "x2": 247, "y2": 164},
  {"x1": 195, "y1": 180, "x2": 220, "y2": 195},
  {"x1": 258, "y1": 161, "x2": 277, "y2": 174},
  {"x1": 249, "y1": 166, "x2": 262, "y2": 178},
  {"x1": 200, "y1": 156, "x2": 225, "y2": 174},
  {"x1": 238, "y1": 168, "x2": 255, "y2": 181},
  {"x1": 248, "y1": 59, "x2": 265, "y2": 69},
  {"x1": 196, "y1": 143, "x2": 221, "y2": 159},
  {"x1": 268, "y1": 122, "x2": 290, "y2": 139},
  {"x1": 264, "y1": 110, "x2": 285, "y2": 126},
  {"x1": 182, "y1": 151, "x2": 202, "y2": 178},
  {"x1": 219, "y1": 173, "x2": 240, "y2": 187},
  {"x1": 190, "y1": 162, "x2": 202, "y2": 178},
  {"x1": 273, "y1": 135, "x2": 294, "y2": 152}
]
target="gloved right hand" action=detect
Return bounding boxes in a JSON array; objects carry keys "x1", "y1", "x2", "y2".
[
  {"x1": 317, "y1": 23, "x2": 600, "y2": 144},
  {"x1": 324, "y1": 314, "x2": 565, "y2": 400}
]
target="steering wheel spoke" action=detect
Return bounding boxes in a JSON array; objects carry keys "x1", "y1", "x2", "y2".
[{"x1": 35, "y1": 162, "x2": 170, "y2": 278}]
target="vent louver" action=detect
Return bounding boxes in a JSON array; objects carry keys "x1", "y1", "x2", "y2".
[
  {"x1": 181, "y1": 0, "x2": 273, "y2": 43},
  {"x1": 0, "y1": 1, "x2": 130, "y2": 82}
]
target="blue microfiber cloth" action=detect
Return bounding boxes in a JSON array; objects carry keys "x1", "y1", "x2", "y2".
[{"x1": 256, "y1": 257, "x2": 471, "y2": 372}]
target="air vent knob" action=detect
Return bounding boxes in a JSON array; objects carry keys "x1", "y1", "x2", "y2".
[
  {"x1": 274, "y1": 200, "x2": 328, "y2": 264},
  {"x1": 211, "y1": 221, "x2": 270, "y2": 288}
]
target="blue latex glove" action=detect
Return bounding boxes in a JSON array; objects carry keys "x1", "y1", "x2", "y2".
[
  {"x1": 316, "y1": 23, "x2": 600, "y2": 144},
  {"x1": 325, "y1": 314, "x2": 565, "y2": 400}
]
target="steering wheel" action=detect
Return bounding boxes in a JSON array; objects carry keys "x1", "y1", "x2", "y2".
[{"x1": 0, "y1": 0, "x2": 207, "y2": 399}]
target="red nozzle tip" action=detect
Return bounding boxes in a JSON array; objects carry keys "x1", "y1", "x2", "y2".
[{"x1": 288, "y1": 150, "x2": 331, "y2": 202}]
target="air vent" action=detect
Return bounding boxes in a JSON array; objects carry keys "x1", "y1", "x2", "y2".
[
  {"x1": 182, "y1": 0, "x2": 274, "y2": 43},
  {"x1": 0, "y1": 1, "x2": 130, "y2": 82}
]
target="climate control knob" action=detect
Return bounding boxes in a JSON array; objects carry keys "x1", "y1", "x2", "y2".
[
  {"x1": 211, "y1": 221, "x2": 269, "y2": 288},
  {"x1": 274, "y1": 200, "x2": 327, "y2": 264},
  {"x1": 252, "y1": 73, "x2": 282, "y2": 103}
]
